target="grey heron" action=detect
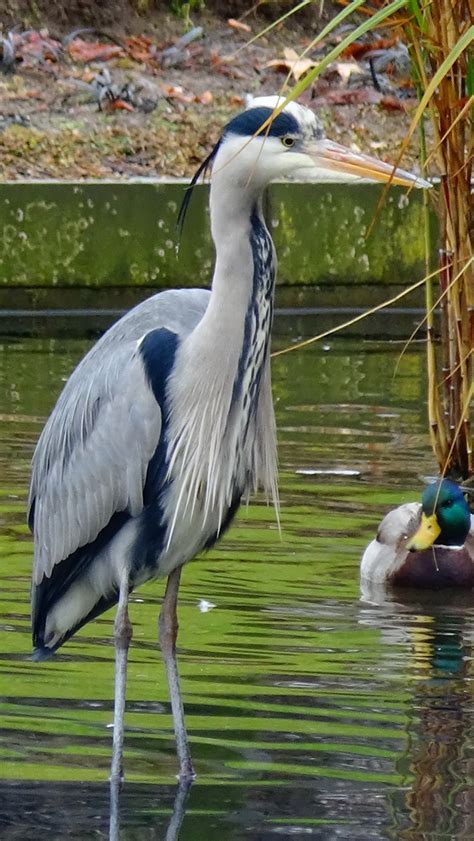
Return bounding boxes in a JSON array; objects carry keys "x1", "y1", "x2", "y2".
[{"x1": 29, "y1": 96, "x2": 429, "y2": 783}]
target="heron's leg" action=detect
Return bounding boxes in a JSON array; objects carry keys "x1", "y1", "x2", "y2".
[
  {"x1": 159, "y1": 566, "x2": 195, "y2": 781},
  {"x1": 110, "y1": 571, "x2": 133, "y2": 784}
]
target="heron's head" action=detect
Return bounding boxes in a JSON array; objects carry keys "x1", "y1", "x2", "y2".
[
  {"x1": 225, "y1": 96, "x2": 431, "y2": 187},
  {"x1": 178, "y1": 96, "x2": 430, "y2": 228},
  {"x1": 407, "y1": 480, "x2": 471, "y2": 551},
  {"x1": 212, "y1": 98, "x2": 326, "y2": 187}
]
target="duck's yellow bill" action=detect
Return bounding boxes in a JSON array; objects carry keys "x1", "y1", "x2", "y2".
[{"x1": 406, "y1": 513, "x2": 441, "y2": 551}]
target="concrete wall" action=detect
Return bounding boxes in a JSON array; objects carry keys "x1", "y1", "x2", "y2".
[{"x1": 0, "y1": 180, "x2": 435, "y2": 304}]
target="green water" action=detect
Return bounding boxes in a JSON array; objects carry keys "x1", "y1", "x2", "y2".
[{"x1": 1, "y1": 312, "x2": 473, "y2": 840}]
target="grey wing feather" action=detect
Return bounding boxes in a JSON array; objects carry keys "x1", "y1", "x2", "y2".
[
  {"x1": 29, "y1": 288, "x2": 210, "y2": 586},
  {"x1": 375, "y1": 502, "x2": 421, "y2": 546},
  {"x1": 360, "y1": 502, "x2": 421, "y2": 583}
]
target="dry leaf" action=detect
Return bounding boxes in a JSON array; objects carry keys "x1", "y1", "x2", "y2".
[
  {"x1": 334, "y1": 61, "x2": 364, "y2": 86},
  {"x1": 197, "y1": 90, "x2": 213, "y2": 105},
  {"x1": 124, "y1": 35, "x2": 153, "y2": 63},
  {"x1": 12, "y1": 30, "x2": 62, "y2": 65},
  {"x1": 341, "y1": 37, "x2": 397, "y2": 60},
  {"x1": 109, "y1": 99, "x2": 134, "y2": 112},
  {"x1": 265, "y1": 47, "x2": 317, "y2": 82},
  {"x1": 227, "y1": 18, "x2": 252, "y2": 33},
  {"x1": 160, "y1": 84, "x2": 193, "y2": 104},
  {"x1": 67, "y1": 39, "x2": 124, "y2": 63},
  {"x1": 210, "y1": 50, "x2": 248, "y2": 79},
  {"x1": 379, "y1": 95, "x2": 408, "y2": 112}
]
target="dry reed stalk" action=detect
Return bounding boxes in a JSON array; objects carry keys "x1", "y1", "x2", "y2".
[
  {"x1": 407, "y1": 0, "x2": 473, "y2": 479},
  {"x1": 274, "y1": 0, "x2": 472, "y2": 479}
]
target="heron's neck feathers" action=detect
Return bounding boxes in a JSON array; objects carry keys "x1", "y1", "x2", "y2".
[{"x1": 164, "y1": 171, "x2": 279, "y2": 545}]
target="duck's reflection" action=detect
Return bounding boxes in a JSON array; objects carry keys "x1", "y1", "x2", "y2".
[
  {"x1": 109, "y1": 776, "x2": 192, "y2": 841},
  {"x1": 360, "y1": 582, "x2": 474, "y2": 839}
]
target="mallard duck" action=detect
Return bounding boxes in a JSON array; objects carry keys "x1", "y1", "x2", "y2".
[{"x1": 361, "y1": 480, "x2": 474, "y2": 588}]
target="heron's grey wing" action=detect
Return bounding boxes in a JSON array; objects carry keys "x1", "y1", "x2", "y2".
[
  {"x1": 29, "y1": 345, "x2": 161, "y2": 585},
  {"x1": 360, "y1": 502, "x2": 421, "y2": 583},
  {"x1": 29, "y1": 288, "x2": 210, "y2": 587}
]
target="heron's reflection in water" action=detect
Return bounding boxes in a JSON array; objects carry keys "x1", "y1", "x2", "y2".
[
  {"x1": 360, "y1": 583, "x2": 474, "y2": 840},
  {"x1": 109, "y1": 777, "x2": 192, "y2": 841}
]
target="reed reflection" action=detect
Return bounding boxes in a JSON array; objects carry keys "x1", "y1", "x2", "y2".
[{"x1": 360, "y1": 586, "x2": 474, "y2": 840}]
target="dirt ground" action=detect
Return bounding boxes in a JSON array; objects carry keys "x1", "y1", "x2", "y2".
[{"x1": 0, "y1": 3, "x2": 428, "y2": 180}]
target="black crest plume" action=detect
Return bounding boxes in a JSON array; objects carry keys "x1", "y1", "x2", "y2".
[{"x1": 177, "y1": 140, "x2": 221, "y2": 239}]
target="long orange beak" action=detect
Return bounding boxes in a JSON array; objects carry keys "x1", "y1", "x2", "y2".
[{"x1": 305, "y1": 138, "x2": 431, "y2": 189}]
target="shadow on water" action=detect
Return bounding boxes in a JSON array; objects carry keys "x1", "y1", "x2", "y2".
[{"x1": 1, "y1": 309, "x2": 474, "y2": 840}]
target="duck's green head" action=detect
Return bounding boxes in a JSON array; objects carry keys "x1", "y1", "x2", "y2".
[{"x1": 407, "y1": 480, "x2": 471, "y2": 550}]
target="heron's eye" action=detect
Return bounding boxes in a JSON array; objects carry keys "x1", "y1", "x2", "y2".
[{"x1": 281, "y1": 136, "x2": 296, "y2": 148}]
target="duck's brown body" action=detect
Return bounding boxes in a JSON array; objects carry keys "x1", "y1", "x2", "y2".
[
  {"x1": 361, "y1": 500, "x2": 474, "y2": 589},
  {"x1": 391, "y1": 545, "x2": 474, "y2": 588}
]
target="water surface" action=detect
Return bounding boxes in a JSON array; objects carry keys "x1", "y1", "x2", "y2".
[{"x1": 1, "y1": 311, "x2": 473, "y2": 840}]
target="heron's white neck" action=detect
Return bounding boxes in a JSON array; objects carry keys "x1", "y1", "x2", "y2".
[
  {"x1": 204, "y1": 155, "x2": 270, "y2": 331},
  {"x1": 174, "y1": 152, "x2": 275, "y2": 438},
  {"x1": 164, "y1": 154, "x2": 279, "y2": 542},
  {"x1": 179, "y1": 132, "x2": 279, "y2": 373}
]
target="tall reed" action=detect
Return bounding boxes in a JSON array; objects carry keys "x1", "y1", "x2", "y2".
[
  {"x1": 265, "y1": 0, "x2": 473, "y2": 479},
  {"x1": 405, "y1": 0, "x2": 473, "y2": 479}
]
